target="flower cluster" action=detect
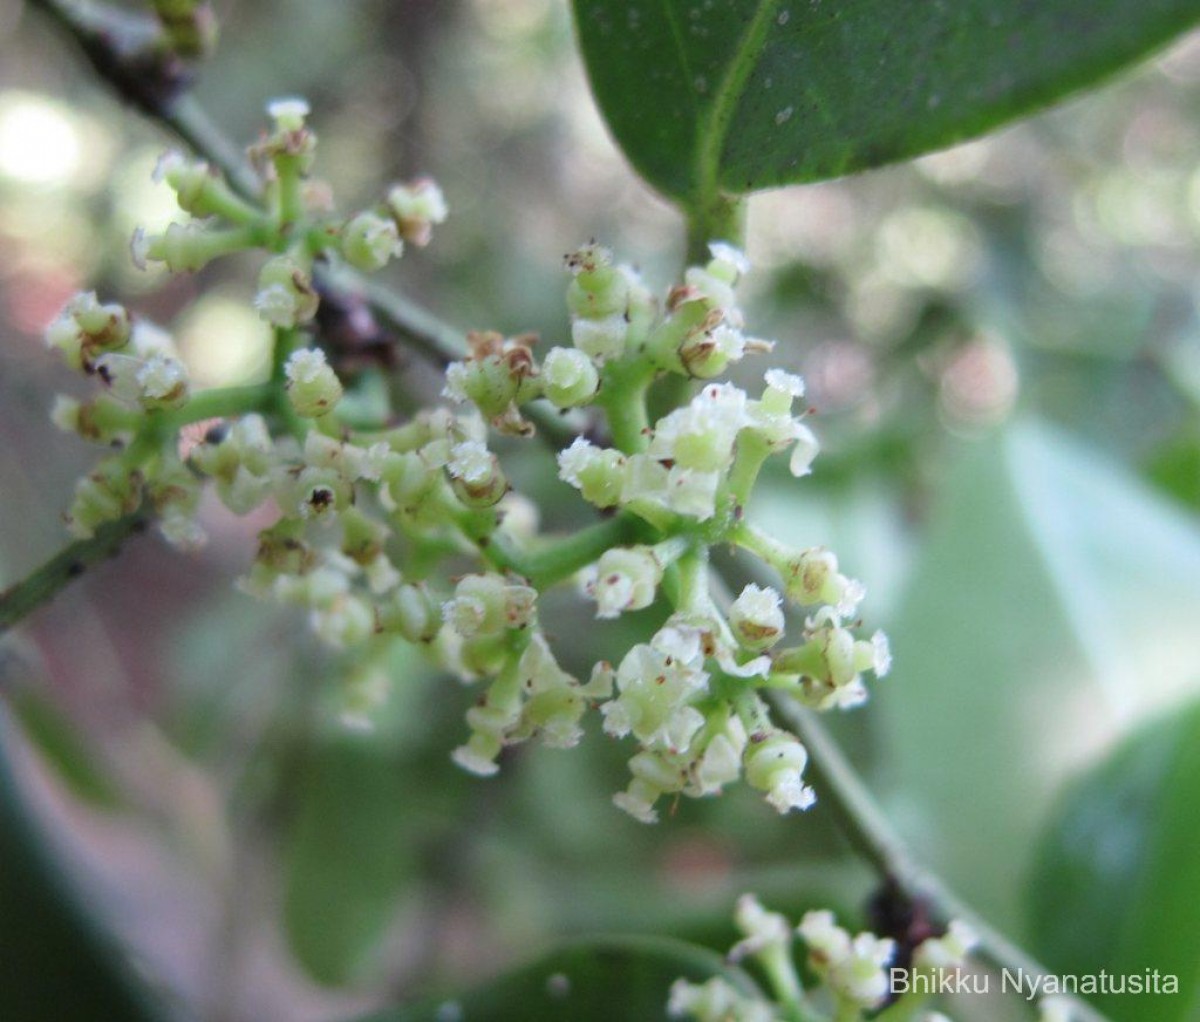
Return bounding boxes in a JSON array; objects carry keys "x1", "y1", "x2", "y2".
[
  {"x1": 669, "y1": 897, "x2": 979, "y2": 1022},
  {"x1": 45, "y1": 99, "x2": 890, "y2": 824},
  {"x1": 131, "y1": 98, "x2": 445, "y2": 331}
]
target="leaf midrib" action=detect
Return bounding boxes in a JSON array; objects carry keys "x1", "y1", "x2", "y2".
[{"x1": 694, "y1": 0, "x2": 783, "y2": 207}]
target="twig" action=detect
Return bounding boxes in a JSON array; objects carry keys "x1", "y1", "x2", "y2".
[
  {"x1": 769, "y1": 695, "x2": 1113, "y2": 1022},
  {"x1": 0, "y1": 510, "x2": 150, "y2": 638}
]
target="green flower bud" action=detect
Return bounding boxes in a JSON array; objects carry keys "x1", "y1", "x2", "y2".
[
  {"x1": 289, "y1": 465, "x2": 351, "y2": 519},
  {"x1": 679, "y1": 323, "x2": 749, "y2": 379},
  {"x1": 444, "y1": 356, "x2": 519, "y2": 417},
  {"x1": 779, "y1": 548, "x2": 864, "y2": 614},
  {"x1": 587, "y1": 546, "x2": 663, "y2": 619},
  {"x1": 341, "y1": 211, "x2": 403, "y2": 271},
  {"x1": 133, "y1": 352, "x2": 190, "y2": 410},
  {"x1": 447, "y1": 440, "x2": 508, "y2": 507},
  {"x1": 132, "y1": 222, "x2": 250, "y2": 273},
  {"x1": 386, "y1": 178, "x2": 448, "y2": 247},
  {"x1": 44, "y1": 293, "x2": 131, "y2": 371},
  {"x1": 744, "y1": 731, "x2": 814, "y2": 814},
  {"x1": 571, "y1": 314, "x2": 628, "y2": 361},
  {"x1": 565, "y1": 244, "x2": 628, "y2": 319},
  {"x1": 257, "y1": 98, "x2": 317, "y2": 173},
  {"x1": 729, "y1": 584, "x2": 786, "y2": 651},
  {"x1": 557, "y1": 437, "x2": 626, "y2": 509},
  {"x1": 612, "y1": 749, "x2": 687, "y2": 823},
  {"x1": 153, "y1": 151, "x2": 244, "y2": 219},
  {"x1": 311, "y1": 593, "x2": 375, "y2": 648},
  {"x1": 644, "y1": 296, "x2": 722, "y2": 375},
  {"x1": 377, "y1": 583, "x2": 441, "y2": 643},
  {"x1": 51, "y1": 394, "x2": 141, "y2": 444},
  {"x1": 443, "y1": 574, "x2": 534, "y2": 639},
  {"x1": 66, "y1": 460, "x2": 142, "y2": 538},
  {"x1": 339, "y1": 507, "x2": 389, "y2": 565},
  {"x1": 284, "y1": 348, "x2": 343, "y2": 418},
  {"x1": 452, "y1": 731, "x2": 502, "y2": 777},
  {"x1": 256, "y1": 256, "x2": 319, "y2": 327},
  {"x1": 541, "y1": 346, "x2": 599, "y2": 408}
]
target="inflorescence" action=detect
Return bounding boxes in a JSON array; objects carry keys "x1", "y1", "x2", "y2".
[
  {"x1": 45, "y1": 99, "x2": 890, "y2": 824},
  {"x1": 669, "y1": 896, "x2": 981, "y2": 1022}
]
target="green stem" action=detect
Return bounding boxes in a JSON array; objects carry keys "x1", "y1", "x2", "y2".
[
  {"x1": 165, "y1": 383, "x2": 275, "y2": 426},
  {"x1": 269, "y1": 328, "x2": 308, "y2": 440},
  {"x1": 726, "y1": 433, "x2": 772, "y2": 510},
  {"x1": 484, "y1": 513, "x2": 643, "y2": 589},
  {"x1": 0, "y1": 510, "x2": 150, "y2": 637},
  {"x1": 671, "y1": 543, "x2": 709, "y2": 614},
  {"x1": 685, "y1": 194, "x2": 746, "y2": 265},
  {"x1": 728, "y1": 520, "x2": 790, "y2": 566},
  {"x1": 197, "y1": 182, "x2": 265, "y2": 227},
  {"x1": 273, "y1": 154, "x2": 304, "y2": 230},
  {"x1": 597, "y1": 359, "x2": 655, "y2": 454},
  {"x1": 769, "y1": 695, "x2": 1115, "y2": 1022}
]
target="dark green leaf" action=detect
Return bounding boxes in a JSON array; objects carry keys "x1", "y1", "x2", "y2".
[
  {"x1": 1029, "y1": 700, "x2": 1200, "y2": 1021},
  {"x1": 0, "y1": 706, "x2": 163, "y2": 1022},
  {"x1": 571, "y1": 0, "x2": 1200, "y2": 210},
  {"x1": 351, "y1": 935, "x2": 761, "y2": 1022}
]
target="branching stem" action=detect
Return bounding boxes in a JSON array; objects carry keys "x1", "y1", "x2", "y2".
[{"x1": 0, "y1": 512, "x2": 150, "y2": 637}]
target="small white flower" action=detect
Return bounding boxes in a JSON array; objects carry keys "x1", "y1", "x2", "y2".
[
  {"x1": 557, "y1": 436, "x2": 598, "y2": 488},
  {"x1": 798, "y1": 910, "x2": 853, "y2": 963},
  {"x1": 764, "y1": 368, "x2": 806, "y2": 398},
  {"x1": 447, "y1": 440, "x2": 493, "y2": 484},
  {"x1": 708, "y1": 241, "x2": 751, "y2": 277},
  {"x1": 589, "y1": 546, "x2": 663, "y2": 618},
  {"x1": 834, "y1": 932, "x2": 896, "y2": 1008},
  {"x1": 135, "y1": 353, "x2": 189, "y2": 409},
  {"x1": 442, "y1": 361, "x2": 470, "y2": 402},
  {"x1": 603, "y1": 625, "x2": 710, "y2": 752},
  {"x1": 254, "y1": 284, "x2": 298, "y2": 326},
  {"x1": 744, "y1": 732, "x2": 815, "y2": 814},
  {"x1": 729, "y1": 894, "x2": 792, "y2": 963},
  {"x1": 613, "y1": 789, "x2": 659, "y2": 825},
  {"x1": 789, "y1": 422, "x2": 819, "y2": 477},
  {"x1": 664, "y1": 466, "x2": 721, "y2": 520},
  {"x1": 729, "y1": 583, "x2": 786, "y2": 651},
  {"x1": 693, "y1": 722, "x2": 747, "y2": 794},
  {"x1": 542, "y1": 346, "x2": 600, "y2": 407},
  {"x1": 284, "y1": 348, "x2": 343, "y2": 417},
  {"x1": 571, "y1": 312, "x2": 628, "y2": 361},
  {"x1": 914, "y1": 920, "x2": 978, "y2": 970},
  {"x1": 452, "y1": 736, "x2": 501, "y2": 777},
  {"x1": 267, "y1": 96, "x2": 310, "y2": 129},
  {"x1": 341, "y1": 211, "x2": 403, "y2": 271}
]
